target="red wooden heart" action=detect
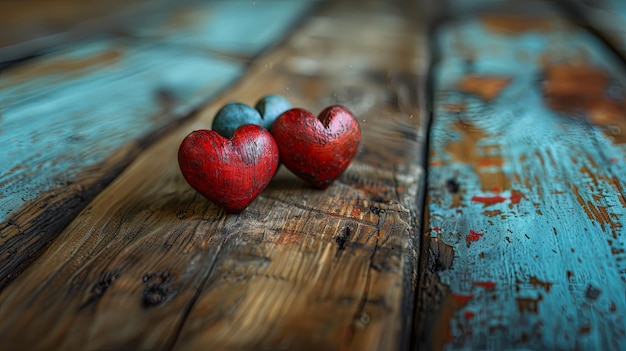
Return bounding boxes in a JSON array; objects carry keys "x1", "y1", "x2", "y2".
[
  {"x1": 178, "y1": 124, "x2": 279, "y2": 213},
  {"x1": 270, "y1": 105, "x2": 360, "y2": 189}
]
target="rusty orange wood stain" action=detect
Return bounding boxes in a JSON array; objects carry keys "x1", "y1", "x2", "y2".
[
  {"x1": 479, "y1": 169, "x2": 509, "y2": 194},
  {"x1": 429, "y1": 160, "x2": 445, "y2": 167},
  {"x1": 481, "y1": 14, "x2": 554, "y2": 34},
  {"x1": 542, "y1": 63, "x2": 626, "y2": 143},
  {"x1": 445, "y1": 121, "x2": 489, "y2": 163},
  {"x1": 572, "y1": 185, "x2": 622, "y2": 238},
  {"x1": 443, "y1": 104, "x2": 467, "y2": 112},
  {"x1": 482, "y1": 210, "x2": 502, "y2": 217},
  {"x1": 445, "y1": 122, "x2": 511, "y2": 193},
  {"x1": 458, "y1": 75, "x2": 511, "y2": 100},
  {"x1": 529, "y1": 276, "x2": 553, "y2": 292},
  {"x1": 611, "y1": 177, "x2": 626, "y2": 207},
  {"x1": 516, "y1": 295, "x2": 542, "y2": 314},
  {"x1": 543, "y1": 64, "x2": 608, "y2": 103}
]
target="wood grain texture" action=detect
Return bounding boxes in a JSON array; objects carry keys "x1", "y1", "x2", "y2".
[
  {"x1": 419, "y1": 3, "x2": 626, "y2": 350},
  {"x1": 0, "y1": 1, "x2": 314, "y2": 288},
  {"x1": 0, "y1": 39, "x2": 242, "y2": 289},
  {"x1": 0, "y1": 1, "x2": 427, "y2": 350}
]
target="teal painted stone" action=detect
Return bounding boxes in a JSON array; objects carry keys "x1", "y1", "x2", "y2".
[
  {"x1": 254, "y1": 95, "x2": 292, "y2": 130},
  {"x1": 211, "y1": 95, "x2": 292, "y2": 137},
  {"x1": 211, "y1": 102, "x2": 263, "y2": 138}
]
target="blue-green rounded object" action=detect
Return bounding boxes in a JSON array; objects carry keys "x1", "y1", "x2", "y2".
[
  {"x1": 254, "y1": 95, "x2": 292, "y2": 130},
  {"x1": 211, "y1": 102, "x2": 263, "y2": 138}
]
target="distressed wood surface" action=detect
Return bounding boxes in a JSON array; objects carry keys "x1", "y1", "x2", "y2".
[
  {"x1": 0, "y1": 1, "x2": 314, "y2": 288},
  {"x1": 419, "y1": 2, "x2": 626, "y2": 350},
  {"x1": 0, "y1": 1, "x2": 427, "y2": 350},
  {"x1": 123, "y1": 0, "x2": 318, "y2": 59},
  {"x1": 566, "y1": 0, "x2": 626, "y2": 58}
]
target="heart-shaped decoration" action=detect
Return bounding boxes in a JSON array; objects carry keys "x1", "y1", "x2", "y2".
[
  {"x1": 211, "y1": 95, "x2": 291, "y2": 138},
  {"x1": 178, "y1": 124, "x2": 279, "y2": 213},
  {"x1": 270, "y1": 105, "x2": 360, "y2": 189}
]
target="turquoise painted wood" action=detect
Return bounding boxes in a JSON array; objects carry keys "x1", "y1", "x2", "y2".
[
  {"x1": 0, "y1": 1, "x2": 315, "y2": 288},
  {"x1": 126, "y1": 1, "x2": 318, "y2": 57},
  {"x1": 423, "y1": 8, "x2": 626, "y2": 350},
  {"x1": 0, "y1": 40, "x2": 242, "y2": 220}
]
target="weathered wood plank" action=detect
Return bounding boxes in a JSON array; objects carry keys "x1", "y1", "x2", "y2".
[
  {"x1": 419, "y1": 3, "x2": 626, "y2": 350},
  {"x1": 0, "y1": 1, "x2": 315, "y2": 288},
  {"x1": 565, "y1": 0, "x2": 626, "y2": 58},
  {"x1": 0, "y1": 39, "x2": 242, "y2": 219},
  {"x1": 0, "y1": 1, "x2": 427, "y2": 350},
  {"x1": 443, "y1": 0, "x2": 626, "y2": 59},
  {"x1": 124, "y1": 0, "x2": 319, "y2": 58},
  {"x1": 0, "y1": 40, "x2": 243, "y2": 288}
]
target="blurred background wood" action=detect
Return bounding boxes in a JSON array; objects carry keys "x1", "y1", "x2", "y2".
[
  {"x1": 0, "y1": 0, "x2": 170, "y2": 62},
  {"x1": 559, "y1": 0, "x2": 626, "y2": 58}
]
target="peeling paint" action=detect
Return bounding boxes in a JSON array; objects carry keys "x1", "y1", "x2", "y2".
[
  {"x1": 427, "y1": 8, "x2": 626, "y2": 350},
  {"x1": 465, "y1": 230, "x2": 483, "y2": 247},
  {"x1": 542, "y1": 63, "x2": 626, "y2": 143},
  {"x1": 481, "y1": 14, "x2": 555, "y2": 34},
  {"x1": 458, "y1": 75, "x2": 511, "y2": 100}
]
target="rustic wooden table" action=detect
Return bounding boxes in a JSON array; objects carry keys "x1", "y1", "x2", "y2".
[{"x1": 0, "y1": 0, "x2": 624, "y2": 350}]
